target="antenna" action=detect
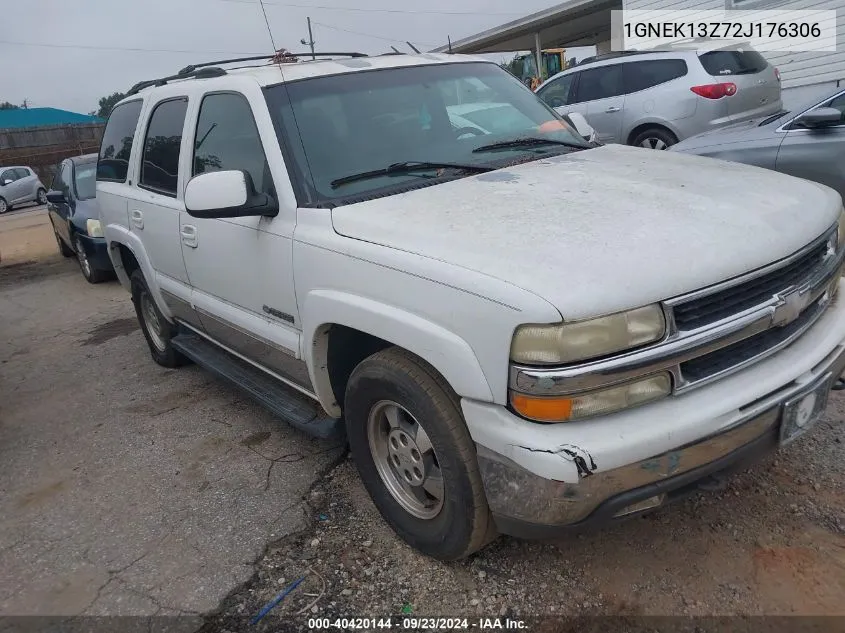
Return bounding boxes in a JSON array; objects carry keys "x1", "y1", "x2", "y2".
[
  {"x1": 391, "y1": 46, "x2": 401, "y2": 53},
  {"x1": 258, "y1": 0, "x2": 278, "y2": 51},
  {"x1": 406, "y1": 41, "x2": 421, "y2": 53}
]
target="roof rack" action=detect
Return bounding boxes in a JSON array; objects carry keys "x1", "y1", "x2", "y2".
[
  {"x1": 126, "y1": 52, "x2": 368, "y2": 95},
  {"x1": 574, "y1": 50, "x2": 649, "y2": 67}
]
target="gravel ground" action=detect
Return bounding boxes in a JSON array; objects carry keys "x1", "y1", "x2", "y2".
[{"x1": 204, "y1": 396, "x2": 845, "y2": 631}]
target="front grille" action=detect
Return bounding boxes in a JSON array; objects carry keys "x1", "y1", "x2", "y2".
[
  {"x1": 673, "y1": 239, "x2": 830, "y2": 331},
  {"x1": 680, "y1": 296, "x2": 826, "y2": 383}
]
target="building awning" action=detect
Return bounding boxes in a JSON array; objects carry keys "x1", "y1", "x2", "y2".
[{"x1": 431, "y1": 0, "x2": 621, "y2": 53}]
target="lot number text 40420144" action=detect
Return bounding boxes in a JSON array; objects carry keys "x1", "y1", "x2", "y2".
[{"x1": 307, "y1": 617, "x2": 528, "y2": 630}]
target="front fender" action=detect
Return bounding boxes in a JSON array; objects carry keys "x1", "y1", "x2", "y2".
[
  {"x1": 301, "y1": 289, "x2": 494, "y2": 416},
  {"x1": 104, "y1": 224, "x2": 174, "y2": 321}
]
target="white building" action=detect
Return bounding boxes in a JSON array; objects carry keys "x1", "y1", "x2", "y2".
[{"x1": 434, "y1": 0, "x2": 845, "y2": 108}]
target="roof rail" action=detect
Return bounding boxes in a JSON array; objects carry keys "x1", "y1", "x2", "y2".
[
  {"x1": 126, "y1": 66, "x2": 227, "y2": 96},
  {"x1": 126, "y1": 51, "x2": 369, "y2": 96},
  {"x1": 178, "y1": 51, "x2": 367, "y2": 75},
  {"x1": 575, "y1": 50, "x2": 650, "y2": 66}
]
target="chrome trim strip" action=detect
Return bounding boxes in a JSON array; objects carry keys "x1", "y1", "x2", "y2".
[
  {"x1": 511, "y1": 236, "x2": 843, "y2": 397},
  {"x1": 177, "y1": 321, "x2": 320, "y2": 401},
  {"x1": 664, "y1": 225, "x2": 835, "y2": 309}
]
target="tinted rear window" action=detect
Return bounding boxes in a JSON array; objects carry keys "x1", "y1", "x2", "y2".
[
  {"x1": 97, "y1": 100, "x2": 143, "y2": 183},
  {"x1": 698, "y1": 50, "x2": 768, "y2": 76},
  {"x1": 624, "y1": 59, "x2": 688, "y2": 93}
]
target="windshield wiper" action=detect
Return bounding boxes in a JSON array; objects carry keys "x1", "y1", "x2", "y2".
[
  {"x1": 330, "y1": 161, "x2": 492, "y2": 189},
  {"x1": 472, "y1": 137, "x2": 587, "y2": 153}
]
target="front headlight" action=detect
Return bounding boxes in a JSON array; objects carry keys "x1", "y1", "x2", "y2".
[
  {"x1": 510, "y1": 373, "x2": 672, "y2": 422},
  {"x1": 86, "y1": 219, "x2": 103, "y2": 238},
  {"x1": 510, "y1": 305, "x2": 666, "y2": 365}
]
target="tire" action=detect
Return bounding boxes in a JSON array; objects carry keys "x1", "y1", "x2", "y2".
[
  {"x1": 74, "y1": 234, "x2": 107, "y2": 284},
  {"x1": 36, "y1": 188, "x2": 47, "y2": 206},
  {"x1": 0, "y1": 197, "x2": 7, "y2": 214},
  {"x1": 130, "y1": 269, "x2": 190, "y2": 368},
  {"x1": 344, "y1": 347, "x2": 496, "y2": 560},
  {"x1": 631, "y1": 127, "x2": 677, "y2": 150},
  {"x1": 55, "y1": 230, "x2": 74, "y2": 257}
]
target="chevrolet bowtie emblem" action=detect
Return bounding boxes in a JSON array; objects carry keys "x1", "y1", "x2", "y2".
[{"x1": 771, "y1": 290, "x2": 810, "y2": 327}]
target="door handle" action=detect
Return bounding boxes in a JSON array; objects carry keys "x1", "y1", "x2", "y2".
[
  {"x1": 181, "y1": 224, "x2": 198, "y2": 248},
  {"x1": 605, "y1": 106, "x2": 621, "y2": 113},
  {"x1": 130, "y1": 209, "x2": 144, "y2": 229}
]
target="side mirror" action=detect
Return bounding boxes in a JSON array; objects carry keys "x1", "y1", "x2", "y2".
[
  {"x1": 565, "y1": 112, "x2": 597, "y2": 143},
  {"x1": 46, "y1": 190, "x2": 66, "y2": 204},
  {"x1": 795, "y1": 107, "x2": 842, "y2": 129},
  {"x1": 184, "y1": 170, "x2": 278, "y2": 219}
]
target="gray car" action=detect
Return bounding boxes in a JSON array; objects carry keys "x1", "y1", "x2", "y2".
[
  {"x1": 671, "y1": 87, "x2": 845, "y2": 201},
  {"x1": 535, "y1": 45, "x2": 781, "y2": 149},
  {"x1": 0, "y1": 165, "x2": 47, "y2": 213}
]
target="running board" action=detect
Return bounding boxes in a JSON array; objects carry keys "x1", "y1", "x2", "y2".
[{"x1": 171, "y1": 332, "x2": 344, "y2": 440}]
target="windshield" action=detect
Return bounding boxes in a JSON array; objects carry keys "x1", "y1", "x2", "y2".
[
  {"x1": 266, "y1": 62, "x2": 588, "y2": 205},
  {"x1": 74, "y1": 162, "x2": 97, "y2": 200}
]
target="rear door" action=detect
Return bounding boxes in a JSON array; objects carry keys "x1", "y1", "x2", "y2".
[
  {"x1": 14, "y1": 168, "x2": 36, "y2": 201},
  {"x1": 775, "y1": 93, "x2": 845, "y2": 201},
  {"x1": 1, "y1": 168, "x2": 24, "y2": 203},
  {"x1": 697, "y1": 48, "x2": 780, "y2": 123},
  {"x1": 52, "y1": 162, "x2": 74, "y2": 244},
  {"x1": 571, "y1": 64, "x2": 625, "y2": 143}
]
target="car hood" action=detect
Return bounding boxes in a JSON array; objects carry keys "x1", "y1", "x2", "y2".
[
  {"x1": 672, "y1": 116, "x2": 781, "y2": 152},
  {"x1": 330, "y1": 144, "x2": 840, "y2": 321}
]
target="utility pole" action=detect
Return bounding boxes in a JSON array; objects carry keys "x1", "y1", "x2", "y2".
[
  {"x1": 300, "y1": 17, "x2": 315, "y2": 60},
  {"x1": 22, "y1": 99, "x2": 28, "y2": 109},
  {"x1": 448, "y1": 35, "x2": 452, "y2": 53}
]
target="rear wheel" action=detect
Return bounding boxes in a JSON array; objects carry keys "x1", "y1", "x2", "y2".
[
  {"x1": 631, "y1": 127, "x2": 677, "y2": 150},
  {"x1": 345, "y1": 347, "x2": 496, "y2": 560},
  {"x1": 0, "y1": 197, "x2": 7, "y2": 214},
  {"x1": 130, "y1": 269, "x2": 190, "y2": 368}
]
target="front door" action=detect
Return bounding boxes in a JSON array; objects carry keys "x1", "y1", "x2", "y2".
[
  {"x1": 180, "y1": 90, "x2": 306, "y2": 388},
  {"x1": 776, "y1": 94, "x2": 845, "y2": 202},
  {"x1": 574, "y1": 64, "x2": 625, "y2": 144},
  {"x1": 1, "y1": 168, "x2": 24, "y2": 204}
]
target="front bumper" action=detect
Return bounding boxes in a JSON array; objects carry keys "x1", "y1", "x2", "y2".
[
  {"x1": 462, "y1": 284, "x2": 845, "y2": 537},
  {"x1": 76, "y1": 233, "x2": 114, "y2": 272}
]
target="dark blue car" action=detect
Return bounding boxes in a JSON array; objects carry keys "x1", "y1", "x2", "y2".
[{"x1": 47, "y1": 154, "x2": 114, "y2": 283}]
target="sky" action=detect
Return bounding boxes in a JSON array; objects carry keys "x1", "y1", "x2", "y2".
[{"x1": 1, "y1": 0, "x2": 594, "y2": 114}]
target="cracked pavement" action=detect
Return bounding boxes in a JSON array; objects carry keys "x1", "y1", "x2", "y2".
[{"x1": 0, "y1": 210, "x2": 345, "y2": 617}]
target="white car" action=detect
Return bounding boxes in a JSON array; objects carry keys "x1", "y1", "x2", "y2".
[{"x1": 98, "y1": 52, "x2": 845, "y2": 560}]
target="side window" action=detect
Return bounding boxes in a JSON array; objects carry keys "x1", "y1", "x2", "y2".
[
  {"x1": 14, "y1": 167, "x2": 30, "y2": 179},
  {"x1": 574, "y1": 65, "x2": 623, "y2": 102},
  {"x1": 140, "y1": 98, "x2": 188, "y2": 197},
  {"x1": 98, "y1": 100, "x2": 143, "y2": 183},
  {"x1": 624, "y1": 60, "x2": 688, "y2": 94},
  {"x1": 538, "y1": 73, "x2": 577, "y2": 108},
  {"x1": 60, "y1": 163, "x2": 73, "y2": 193},
  {"x1": 1, "y1": 169, "x2": 18, "y2": 184},
  {"x1": 49, "y1": 162, "x2": 64, "y2": 190},
  {"x1": 193, "y1": 93, "x2": 272, "y2": 194}
]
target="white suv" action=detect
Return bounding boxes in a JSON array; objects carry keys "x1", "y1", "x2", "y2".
[{"x1": 98, "y1": 52, "x2": 845, "y2": 560}]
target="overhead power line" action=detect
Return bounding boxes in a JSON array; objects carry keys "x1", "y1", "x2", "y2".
[
  {"x1": 0, "y1": 39, "x2": 261, "y2": 55},
  {"x1": 221, "y1": 0, "x2": 522, "y2": 16},
  {"x1": 311, "y1": 20, "x2": 437, "y2": 47}
]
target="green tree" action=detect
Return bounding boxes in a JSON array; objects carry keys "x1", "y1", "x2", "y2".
[
  {"x1": 96, "y1": 92, "x2": 127, "y2": 119},
  {"x1": 501, "y1": 53, "x2": 525, "y2": 80},
  {"x1": 0, "y1": 101, "x2": 20, "y2": 110}
]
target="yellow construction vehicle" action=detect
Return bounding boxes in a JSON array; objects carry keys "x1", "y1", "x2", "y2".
[{"x1": 514, "y1": 48, "x2": 568, "y2": 90}]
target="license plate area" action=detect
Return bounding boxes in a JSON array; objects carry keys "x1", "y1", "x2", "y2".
[{"x1": 780, "y1": 372, "x2": 833, "y2": 446}]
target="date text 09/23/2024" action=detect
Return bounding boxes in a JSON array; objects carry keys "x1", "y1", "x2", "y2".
[{"x1": 307, "y1": 617, "x2": 528, "y2": 630}]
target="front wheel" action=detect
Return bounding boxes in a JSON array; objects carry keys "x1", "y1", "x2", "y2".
[
  {"x1": 74, "y1": 235, "x2": 107, "y2": 284},
  {"x1": 130, "y1": 269, "x2": 190, "y2": 367},
  {"x1": 36, "y1": 188, "x2": 47, "y2": 205},
  {"x1": 0, "y1": 197, "x2": 7, "y2": 214},
  {"x1": 345, "y1": 347, "x2": 496, "y2": 560}
]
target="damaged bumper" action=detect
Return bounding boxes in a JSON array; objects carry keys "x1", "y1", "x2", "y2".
[{"x1": 461, "y1": 289, "x2": 845, "y2": 538}]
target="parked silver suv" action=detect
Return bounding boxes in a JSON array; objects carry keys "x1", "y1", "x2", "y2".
[
  {"x1": 535, "y1": 46, "x2": 781, "y2": 149},
  {"x1": 0, "y1": 165, "x2": 47, "y2": 213}
]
